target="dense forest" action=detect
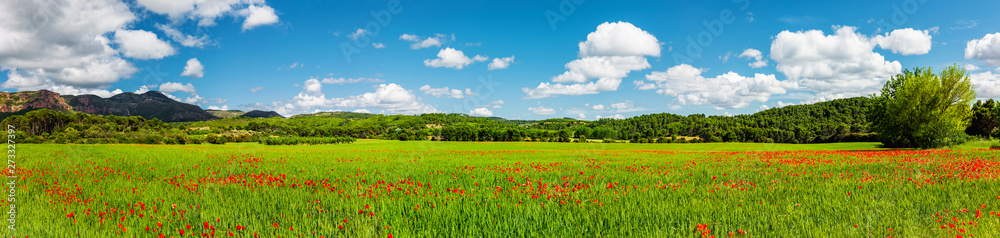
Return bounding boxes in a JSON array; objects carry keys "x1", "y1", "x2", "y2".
[
  {"x1": 2, "y1": 96, "x2": 886, "y2": 144},
  {"x1": 579, "y1": 97, "x2": 872, "y2": 143},
  {"x1": 1, "y1": 109, "x2": 187, "y2": 144}
]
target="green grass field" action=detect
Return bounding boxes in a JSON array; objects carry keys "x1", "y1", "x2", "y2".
[{"x1": 5, "y1": 141, "x2": 999, "y2": 237}]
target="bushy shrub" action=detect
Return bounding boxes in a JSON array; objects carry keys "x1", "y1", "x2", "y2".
[
  {"x1": 205, "y1": 134, "x2": 225, "y2": 144},
  {"x1": 259, "y1": 137, "x2": 356, "y2": 145}
]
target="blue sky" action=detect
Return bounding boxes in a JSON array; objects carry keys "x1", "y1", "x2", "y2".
[{"x1": 2, "y1": 0, "x2": 1000, "y2": 120}]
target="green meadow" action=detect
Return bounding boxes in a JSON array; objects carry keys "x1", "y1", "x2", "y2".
[{"x1": 6, "y1": 141, "x2": 998, "y2": 237}]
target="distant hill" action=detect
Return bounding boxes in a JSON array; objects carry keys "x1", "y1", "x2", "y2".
[
  {"x1": 289, "y1": 111, "x2": 375, "y2": 120},
  {"x1": 240, "y1": 110, "x2": 284, "y2": 118},
  {"x1": 207, "y1": 110, "x2": 246, "y2": 119},
  {"x1": 64, "y1": 91, "x2": 219, "y2": 122},
  {"x1": 0, "y1": 90, "x2": 219, "y2": 122}
]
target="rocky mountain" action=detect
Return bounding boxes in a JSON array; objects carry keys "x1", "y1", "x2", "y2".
[
  {"x1": 240, "y1": 110, "x2": 284, "y2": 118},
  {"x1": 0, "y1": 90, "x2": 218, "y2": 122},
  {"x1": 0, "y1": 90, "x2": 73, "y2": 113}
]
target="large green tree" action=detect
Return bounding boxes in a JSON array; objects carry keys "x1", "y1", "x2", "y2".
[
  {"x1": 966, "y1": 99, "x2": 998, "y2": 138},
  {"x1": 868, "y1": 65, "x2": 976, "y2": 148}
]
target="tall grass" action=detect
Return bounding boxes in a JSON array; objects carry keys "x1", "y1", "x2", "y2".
[{"x1": 5, "y1": 142, "x2": 998, "y2": 237}]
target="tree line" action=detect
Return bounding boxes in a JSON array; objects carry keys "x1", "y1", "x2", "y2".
[{"x1": 167, "y1": 98, "x2": 877, "y2": 144}]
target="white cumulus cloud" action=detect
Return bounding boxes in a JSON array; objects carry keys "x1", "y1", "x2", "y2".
[
  {"x1": 207, "y1": 105, "x2": 229, "y2": 110},
  {"x1": 488, "y1": 100, "x2": 505, "y2": 109},
  {"x1": 966, "y1": 33, "x2": 1000, "y2": 67},
  {"x1": 135, "y1": 0, "x2": 195, "y2": 18},
  {"x1": 419, "y1": 85, "x2": 477, "y2": 99},
  {"x1": 134, "y1": 85, "x2": 152, "y2": 94},
  {"x1": 758, "y1": 105, "x2": 771, "y2": 111},
  {"x1": 135, "y1": 0, "x2": 279, "y2": 28},
  {"x1": 424, "y1": 48, "x2": 482, "y2": 69},
  {"x1": 242, "y1": 4, "x2": 279, "y2": 31},
  {"x1": 523, "y1": 78, "x2": 623, "y2": 99},
  {"x1": 738, "y1": 48, "x2": 768, "y2": 68},
  {"x1": 292, "y1": 81, "x2": 438, "y2": 115},
  {"x1": 528, "y1": 106, "x2": 556, "y2": 115},
  {"x1": 0, "y1": 0, "x2": 138, "y2": 89},
  {"x1": 577, "y1": 21, "x2": 661, "y2": 58},
  {"x1": 488, "y1": 56, "x2": 515, "y2": 70},
  {"x1": 770, "y1": 26, "x2": 904, "y2": 100},
  {"x1": 399, "y1": 34, "x2": 419, "y2": 41},
  {"x1": 524, "y1": 21, "x2": 659, "y2": 99},
  {"x1": 181, "y1": 58, "x2": 204, "y2": 78},
  {"x1": 319, "y1": 77, "x2": 384, "y2": 85},
  {"x1": 159, "y1": 82, "x2": 196, "y2": 94},
  {"x1": 400, "y1": 34, "x2": 446, "y2": 49},
  {"x1": 469, "y1": 107, "x2": 493, "y2": 117},
  {"x1": 873, "y1": 28, "x2": 933, "y2": 55},
  {"x1": 637, "y1": 64, "x2": 797, "y2": 109},
  {"x1": 114, "y1": 29, "x2": 176, "y2": 60},
  {"x1": 551, "y1": 56, "x2": 651, "y2": 83},
  {"x1": 610, "y1": 101, "x2": 632, "y2": 111},
  {"x1": 46, "y1": 84, "x2": 124, "y2": 98},
  {"x1": 348, "y1": 29, "x2": 367, "y2": 40},
  {"x1": 970, "y1": 71, "x2": 1000, "y2": 98}
]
